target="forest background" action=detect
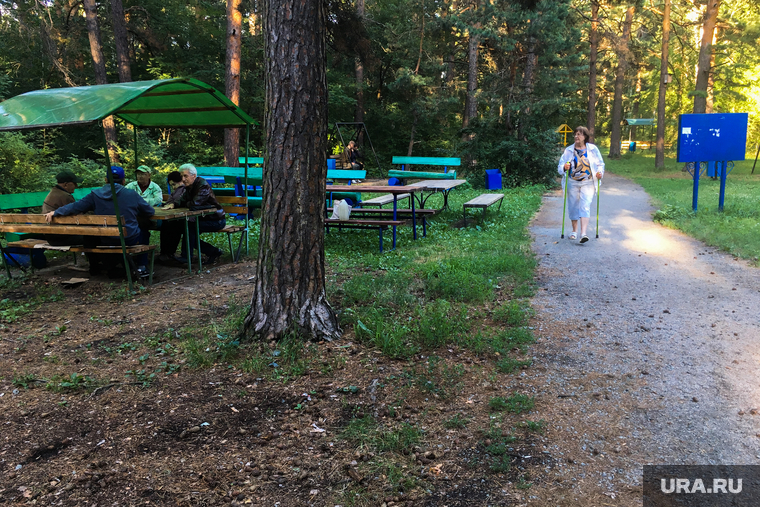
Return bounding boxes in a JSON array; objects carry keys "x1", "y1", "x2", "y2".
[{"x1": 1, "y1": 0, "x2": 759, "y2": 195}]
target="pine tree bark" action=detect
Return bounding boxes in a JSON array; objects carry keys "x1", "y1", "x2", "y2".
[
  {"x1": 461, "y1": 26, "x2": 479, "y2": 140},
  {"x1": 608, "y1": 6, "x2": 635, "y2": 159},
  {"x1": 587, "y1": 1, "x2": 599, "y2": 143},
  {"x1": 693, "y1": 0, "x2": 720, "y2": 114},
  {"x1": 354, "y1": 0, "x2": 365, "y2": 144},
  {"x1": 519, "y1": 35, "x2": 537, "y2": 139},
  {"x1": 111, "y1": 0, "x2": 132, "y2": 82},
  {"x1": 655, "y1": 0, "x2": 670, "y2": 170},
  {"x1": 243, "y1": 0, "x2": 340, "y2": 342},
  {"x1": 630, "y1": 67, "x2": 641, "y2": 141},
  {"x1": 83, "y1": 0, "x2": 118, "y2": 163},
  {"x1": 224, "y1": 0, "x2": 243, "y2": 167}
]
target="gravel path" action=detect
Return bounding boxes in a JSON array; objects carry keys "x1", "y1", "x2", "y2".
[{"x1": 526, "y1": 173, "x2": 760, "y2": 504}]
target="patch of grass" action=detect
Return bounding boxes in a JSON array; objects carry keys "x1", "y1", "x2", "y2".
[
  {"x1": 0, "y1": 288, "x2": 64, "y2": 323},
  {"x1": 493, "y1": 300, "x2": 533, "y2": 327},
  {"x1": 46, "y1": 373, "x2": 98, "y2": 392},
  {"x1": 521, "y1": 419, "x2": 547, "y2": 434},
  {"x1": 354, "y1": 307, "x2": 418, "y2": 359},
  {"x1": 415, "y1": 299, "x2": 468, "y2": 349},
  {"x1": 443, "y1": 413, "x2": 470, "y2": 429},
  {"x1": 495, "y1": 356, "x2": 533, "y2": 374},
  {"x1": 489, "y1": 393, "x2": 535, "y2": 413},
  {"x1": 341, "y1": 415, "x2": 422, "y2": 454},
  {"x1": 403, "y1": 356, "x2": 465, "y2": 400}
]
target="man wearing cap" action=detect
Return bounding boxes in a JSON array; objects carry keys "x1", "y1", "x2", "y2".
[
  {"x1": 45, "y1": 166, "x2": 155, "y2": 277},
  {"x1": 125, "y1": 165, "x2": 163, "y2": 207},
  {"x1": 42, "y1": 170, "x2": 84, "y2": 214}
]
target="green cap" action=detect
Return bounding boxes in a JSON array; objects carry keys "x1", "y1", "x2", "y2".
[
  {"x1": 55, "y1": 170, "x2": 84, "y2": 184},
  {"x1": 136, "y1": 165, "x2": 152, "y2": 173}
]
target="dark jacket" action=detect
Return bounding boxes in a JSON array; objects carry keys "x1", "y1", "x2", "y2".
[
  {"x1": 165, "y1": 185, "x2": 186, "y2": 205},
  {"x1": 42, "y1": 185, "x2": 75, "y2": 214},
  {"x1": 178, "y1": 177, "x2": 224, "y2": 221},
  {"x1": 54, "y1": 184, "x2": 155, "y2": 239}
]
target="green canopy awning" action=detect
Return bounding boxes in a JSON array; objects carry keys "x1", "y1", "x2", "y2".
[
  {"x1": 623, "y1": 118, "x2": 656, "y2": 126},
  {"x1": 0, "y1": 78, "x2": 255, "y2": 131}
]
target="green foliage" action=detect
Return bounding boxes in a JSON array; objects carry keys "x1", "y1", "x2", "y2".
[
  {"x1": 489, "y1": 393, "x2": 535, "y2": 413},
  {"x1": 493, "y1": 300, "x2": 534, "y2": 327},
  {"x1": 46, "y1": 373, "x2": 97, "y2": 392},
  {"x1": 0, "y1": 132, "x2": 53, "y2": 194},
  {"x1": 341, "y1": 415, "x2": 422, "y2": 454},
  {"x1": 495, "y1": 356, "x2": 533, "y2": 374},
  {"x1": 443, "y1": 413, "x2": 471, "y2": 429},
  {"x1": 12, "y1": 373, "x2": 39, "y2": 389}
]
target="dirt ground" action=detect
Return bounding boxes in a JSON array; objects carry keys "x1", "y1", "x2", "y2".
[{"x1": 2, "y1": 173, "x2": 759, "y2": 506}]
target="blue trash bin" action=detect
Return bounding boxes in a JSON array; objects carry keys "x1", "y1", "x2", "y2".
[
  {"x1": 629, "y1": 141, "x2": 637, "y2": 152},
  {"x1": 485, "y1": 169, "x2": 502, "y2": 190},
  {"x1": 327, "y1": 158, "x2": 336, "y2": 171}
]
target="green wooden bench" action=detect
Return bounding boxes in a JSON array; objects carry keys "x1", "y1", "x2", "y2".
[{"x1": 391, "y1": 156, "x2": 460, "y2": 180}]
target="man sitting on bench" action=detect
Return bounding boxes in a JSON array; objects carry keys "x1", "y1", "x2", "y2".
[
  {"x1": 159, "y1": 163, "x2": 225, "y2": 266},
  {"x1": 44, "y1": 166, "x2": 155, "y2": 278},
  {"x1": 42, "y1": 170, "x2": 85, "y2": 247}
]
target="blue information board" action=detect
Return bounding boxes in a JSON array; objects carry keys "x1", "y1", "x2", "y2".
[{"x1": 677, "y1": 113, "x2": 748, "y2": 163}]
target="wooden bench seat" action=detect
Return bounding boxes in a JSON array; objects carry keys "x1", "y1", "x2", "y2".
[
  {"x1": 325, "y1": 218, "x2": 407, "y2": 253},
  {"x1": 212, "y1": 196, "x2": 249, "y2": 262},
  {"x1": 361, "y1": 193, "x2": 411, "y2": 207},
  {"x1": 463, "y1": 193, "x2": 505, "y2": 221}
]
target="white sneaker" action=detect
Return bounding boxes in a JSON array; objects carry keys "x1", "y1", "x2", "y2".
[{"x1": 569, "y1": 232, "x2": 577, "y2": 240}]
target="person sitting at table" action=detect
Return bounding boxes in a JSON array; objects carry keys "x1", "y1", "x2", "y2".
[
  {"x1": 345, "y1": 140, "x2": 363, "y2": 171},
  {"x1": 125, "y1": 165, "x2": 163, "y2": 207},
  {"x1": 45, "y1": 166, "x2": 155, "y2": 278},
  {"x1": 164, "y1": 170, "x2": 186, "y2": 205},
  {"x1": 158, "y1": 163, "x2": 225, "y2": 266},
  {"x1": 42, "y1": 170, "x2": 85, "y2": 246}
]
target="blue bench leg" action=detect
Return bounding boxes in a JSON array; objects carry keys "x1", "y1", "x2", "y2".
[
  {"x1": 234, "y1": 232, "x2": 245, "y2": 262},
  {"x1": 422, "y1": 217, "x2": 427, "y2": 237}
]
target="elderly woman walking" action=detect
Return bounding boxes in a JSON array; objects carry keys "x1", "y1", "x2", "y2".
[{"x1": 558, "y1": 126, "x2": 604, "y2": 243}]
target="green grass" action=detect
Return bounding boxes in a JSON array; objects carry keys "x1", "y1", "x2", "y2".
[
  {"x1": 489, "y1": 393, "x2": 535, "y2": 413},
  {"x1": 340, "y1": 415, "x2": 422, "y2": 454},
  {"x1": 607, "y1": 151, "x2": 760, "y2": 265}
]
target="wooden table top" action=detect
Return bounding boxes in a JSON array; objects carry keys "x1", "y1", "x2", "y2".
[
  {"x1": 150, "y1": 208, "x2": 216, "y2": 220},
  {"x1": 408, "y1": 179, "x2": 468, "y2": 190},
  {"x1": 327, "y1": 185, "x2": 421, "y2": 193}
]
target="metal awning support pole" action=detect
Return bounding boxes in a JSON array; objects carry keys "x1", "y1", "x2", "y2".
[
  {"x1": 101, "y1": 125, "x2": 134, "y2": 292},
  {"x1": 134, "y1": 126, "x2": 138, "y2": 170},
  {"x1": 245, "y1": 123, "x2": 250, "y2": 256}
]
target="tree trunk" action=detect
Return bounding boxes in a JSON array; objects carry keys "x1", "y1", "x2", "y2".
[
  {"x1": 354, "y1": 0, "x2": 364, "y2": 144},
  {"x1": 243, "y1": 0, "x2": 340, "y2": 342},
  {"x1": 608, "y1": 6, "x2": 635, "y2": 159},
  {"x1": 629, "y1": 67, "x2": 641, "y2": 141},
  {"x1": 408, "y1": 109, "x2": 418, "y2": 156},
  {"x1": 224, "y1": 0, "x2": 243, "y2": 167},
  {"x1": 519, "y1": 35, "x2": 537, "y2": 139},
  {"x1": 83, "y1": 0, "x2": 118, "y2": 163},
  {"x1": 461, "y1": 26, "x2": 478, "y2": 140},
  {"x1": 693, "y1": 0, "x2": 720, "y2": 114},
  {"x1": 587, "y1": 1, "x2": 599, "y2": 143},
  {"x1": 655, "y1": 0, "x2": 670, "y2": 169},
  {"x1": 111, "y1": 0, "x2": 132, "y2": 82}
]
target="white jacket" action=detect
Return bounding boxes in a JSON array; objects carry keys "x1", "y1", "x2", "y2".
[{"x1": 557, "y1": 143, "x2": 605, "y2": 192}]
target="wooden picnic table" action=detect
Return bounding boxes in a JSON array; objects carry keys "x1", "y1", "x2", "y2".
[
  {"x1": 327, "y1": 185, "x2": 422, "y2": 248},
  {"x1": 151, "y1": 207, "x2": 217, "y2": 273},
  {"x1": 408, "y1": 179, "x2": 468, "y2": 210}
]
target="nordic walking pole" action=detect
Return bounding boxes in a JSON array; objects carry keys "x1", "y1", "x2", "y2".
[
  {"x1": 561, "y1": 169, "x2": 568, "y2": 238},
  {"x1": 595, "y1": 178, "x2": 600, "y2": 239}
]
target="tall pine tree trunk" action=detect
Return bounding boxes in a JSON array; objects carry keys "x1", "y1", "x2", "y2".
[
  {"x1": 629, "y1": 67, "x2": 641, "y2": 141},
  {"x1": 111, "y1": 0, "x2": 131, "y2": 82},
  {"x1": 519, "y1": 35, "x2": 537, "y2": 139},
  {"x1": 693, "y1": 0, "x2": 720, "y2": 114},
  {"x1": 587, "y1": 1, "x2": 599, "y2": 143},
  {"x1": 608, "y1": 6, "x2": 635, "y2": 159},
  {"x1": 83, "y1": 0, "x2": 118, "y2": 164},
  {"x1": 243, "y1": 0, "x2": 340, "y2": 342},
  {"x1": 354, "y1": 0, "x2": 365, "y2": 145},
  {"x1": 461, "y1": 25, "x2": 479, "y2": 141},
  {"x1": 655, "y1": 0, "x2": 670, "y2": 169},
  {"x1": 224, "y1": 0, "x2": 243, "y2": 167}
]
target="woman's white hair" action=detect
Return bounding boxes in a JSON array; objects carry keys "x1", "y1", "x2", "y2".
[{"x1": 179, "y1": 163, "x2": 197, "y2": 176}]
